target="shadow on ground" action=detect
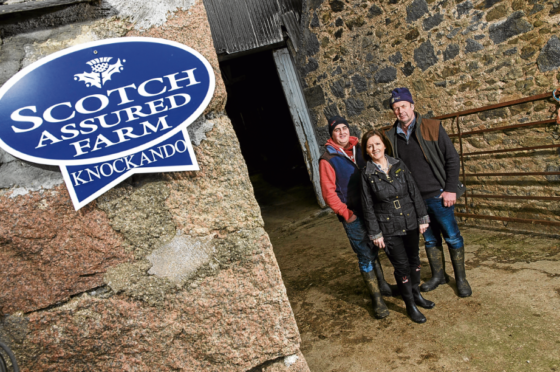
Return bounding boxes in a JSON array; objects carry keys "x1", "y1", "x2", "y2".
[{"x1": 253, "y1": 177, "x2": 560, "y2": 372}]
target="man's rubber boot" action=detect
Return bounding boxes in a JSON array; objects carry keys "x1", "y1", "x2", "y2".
[
  {"x1": 361, "y1": 270, "x2": 390, "y2": 319},
  {"x1": 395, "y1": 274, "x2": 426, "y2": 324},
  {"x1": 420, "y1": 245, "x2": 450, "y2": 292},
  {"x1": 411, "y1": 266, "x2": 435, "y2": 309},
  {"x1": 373, "y1": 257, "x2": 400, "y2": 297},
  {"x1": 449, "y1": 247, "x2": 472, "y2": 297}
]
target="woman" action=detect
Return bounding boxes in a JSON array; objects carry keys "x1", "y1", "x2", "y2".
[{"x1": 360, "y1": 129, "x2": 434, "y2": 323}]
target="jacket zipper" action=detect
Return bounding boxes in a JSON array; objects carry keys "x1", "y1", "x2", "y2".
[{"x1": 335, "y1": 146, "x2": 358, "y2": 169}]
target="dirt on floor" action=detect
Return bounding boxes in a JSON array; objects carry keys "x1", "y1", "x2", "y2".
[{"x1": 251, "y1": 174, "x2": 560, "y2": 372}]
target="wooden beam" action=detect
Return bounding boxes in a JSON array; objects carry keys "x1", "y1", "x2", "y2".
[
  {"x1": 217, "y1": 41, "x2": 286, "y2": 62},
  {"x1": 273, "y1": 48, "x2": 326, "y2": 208},
  {"x1": 0, "y1": 0, "x2": 90, "y2": 15}
]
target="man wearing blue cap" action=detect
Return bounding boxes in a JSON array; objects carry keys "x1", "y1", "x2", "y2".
[{"x1": 383, "y1": 88, "x2": 472, "y2": 297}]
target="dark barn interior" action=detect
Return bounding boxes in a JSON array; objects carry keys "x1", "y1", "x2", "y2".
[{"x1": 220, "y1": 50, "x2": 314, "y2": 194}]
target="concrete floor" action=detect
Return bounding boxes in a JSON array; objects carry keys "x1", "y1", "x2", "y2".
[{"x1": 252, "y1": 176, "x2": 560, "y2": 372}]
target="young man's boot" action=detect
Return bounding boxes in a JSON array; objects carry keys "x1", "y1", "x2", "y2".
[
  {"x1": 420, "y1": 245, "x2": 450, "y2": 292},
  {"x1": 410, "y1": 266, "x2": 435, "y2": 309},
  {"x1": 361, "y1": 270, "x2": 390, "y2": 319},
  {"x1": 373, "y1": 257, "x2": 399, "y2": 297},
  {"x1": 395, "y1": 274, "x2": 426, "y2": 324},
  {"x1": 449, "y1": 247, "x2": 472, "y2": 297}
]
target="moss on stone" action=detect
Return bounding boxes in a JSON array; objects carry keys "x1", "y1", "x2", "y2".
[
  {"x1": 405, "y1": 28, "x2": 419, "y2": 41},
  {"x1": 441, "y1": 66, "x2": 461, "y2": 78},
  {"x1": 104, "y1": 261, "x2": 176, "y2": 307},
  {"x1": 97, "y1": 177, "x2": 176, "y2": 260},
  {"x1": 534, "y1": 102, "x2": 548, "y2": 112},
  {"x1": 512, "y1": 0, "x2": 525, "y2": 11},
  {"x1": 486, "y1": 4, "x2": 509, "y2": 22},
  {"x1": 458, "y1": 81, "x2": 480, "y2": 92},
  {"x1": 519, "y1": 32, "x2": 537, "y2": 41}
]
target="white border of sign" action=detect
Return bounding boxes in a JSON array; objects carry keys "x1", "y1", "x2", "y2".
[{"x1": 0, "y1": 37, "x2": 216, "y2": 166}]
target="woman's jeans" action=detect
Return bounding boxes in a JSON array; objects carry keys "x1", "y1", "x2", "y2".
[
  {"x1": 423, "y1": 196, "x2": 464, "y2": 250},
  {"x1": 384, "y1": 229, "x2": 421, "y2": 280},
  {"x1": 342, "y1": 216, "x2": 379, "y2": 273}
]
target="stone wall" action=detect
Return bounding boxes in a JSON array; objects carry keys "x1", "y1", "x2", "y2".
[
  {"x1": 295, "y1": 0, "x2": 560, "y2": 234},
  {"x1": 0, "y1": 1, "x2": 309, "y2": 370}
]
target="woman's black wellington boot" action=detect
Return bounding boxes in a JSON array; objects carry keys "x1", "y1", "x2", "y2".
[
  {"x1": 410, "y1": 267, "x2": 435, "y2": 309},
  {"x1": 449, "y1": 247, "x2": 472, "y2": 297},
  {"x1": 395, "y1": 274, "x2": 426, "y2": 324},
  {"x1": 420, "y1": 246, "x2": 450, "y2": 292},
  {"x1": 373, "y1": 257, "x2": 400, "y2": 297},
  {"x1": 361, "y1": 270, "x2": 390, "y2": 319}
]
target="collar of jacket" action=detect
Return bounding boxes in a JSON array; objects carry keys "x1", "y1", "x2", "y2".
[
  {"x1": 326, "y1": 145, "x2": 343, "y2": 155},
  {"x1": 385, "y1": 112, "x2": 422, "y2": 158},
  {"x1": 396, "y1": 116, "x2": 417, "y2": 139},
  {"x1": 393, "y1": 112, "x2": 420, "y2": 132},
  {"x1": 326, "y1": 143, "x2": 354, "y2": 158},
  {"x1": 364, "y1": 155, "x2": 399, "y2": 175},
  {"x1": 325, "y1": 137, "x2": 359, "y2": 155}
]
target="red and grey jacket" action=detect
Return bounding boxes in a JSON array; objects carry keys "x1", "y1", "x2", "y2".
[{"x1": 319, "y1": 137, "x2": 366, "y2": 222}]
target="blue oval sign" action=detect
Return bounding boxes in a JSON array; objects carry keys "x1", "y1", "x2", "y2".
[{"x1": 0, "y1": 37, "x2": 215, "y2": 166}]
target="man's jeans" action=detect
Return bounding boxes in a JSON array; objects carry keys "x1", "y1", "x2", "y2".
[
  {"x1": 342, "y1": 215, "x2": 379, "y2": 273},
  {"x1": 423, "y1": 196, "x2": 464, "y2": 250}
]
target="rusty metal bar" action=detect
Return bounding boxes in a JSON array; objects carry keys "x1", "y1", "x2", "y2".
[
  {"x1": 448, "y1": 119, "x2": 556, "y2": 138},
  {"x1": 434, "y1": 91, "x2": 555, "y2": 120},
  {"x1": 465, "y1": 171, "x2": 560, "y2": 177},
  {"x1": 466, "y1": 194, "x2": 560, "y2": 201},
  {"x1": 455, "y1": 213, "x2": 560, "y2": 227},
  {"x1": 464, "y1": 144, "x2": 560, "y2": 156}
]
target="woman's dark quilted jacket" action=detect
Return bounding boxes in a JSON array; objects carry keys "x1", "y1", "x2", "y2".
[{"x1": 361, "y1": 156, "x2": 429, "y2": 239}]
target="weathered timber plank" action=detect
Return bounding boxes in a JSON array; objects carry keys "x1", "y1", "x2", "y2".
[
  {"x1": 273, "y1": 48, "x2": 326, "y2": 208},
  {"x1": 0, "y1": 0, "x2": 89, "y2": 15}
]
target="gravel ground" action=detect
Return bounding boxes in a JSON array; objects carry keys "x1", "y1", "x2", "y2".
[{"x1": 253, "y1": 176, "x2": 560, "y2": 372}]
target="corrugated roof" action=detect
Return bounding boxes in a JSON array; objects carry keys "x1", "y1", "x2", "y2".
[
  {"x1": 203, "y1": 0, "x2": 302, "y2": 55},
  {"x1": 281, "y1": 10, "x2": 300, "y2": 52},
  {"x1": 0, "y1": 0, "x2": 88, "y2": 15}
]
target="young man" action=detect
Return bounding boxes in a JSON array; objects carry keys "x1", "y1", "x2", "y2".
[
  {"x1": 319, "y1": 116, "x2": 395, "y2": 319},
  {"x1": 383, "y1": 88, "x2": 472, "y2": 297}
]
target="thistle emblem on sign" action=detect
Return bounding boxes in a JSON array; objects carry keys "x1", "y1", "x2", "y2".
[{"x1": 74, "y1": 57, "x2": 124, "y2": 88}]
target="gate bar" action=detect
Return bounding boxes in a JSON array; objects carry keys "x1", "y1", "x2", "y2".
[
  {"x1": 448, "y1": 119, "x2": 556, "y2": 138},
  {"x1": 465, "y1": 194, "x2": 560, "y2": 201},
  {"x1": 465, "y1": 172, "x2": 560, "y2": 177},
  {"x1": 435, "y1": 92, "x2": 554, "y2": 120},
  {"x1": 464, "y1": 144, "x2": 560, "y2": 157},
  {"x1": 455, "y1": 213, "x2": 560, "y2": 227}
]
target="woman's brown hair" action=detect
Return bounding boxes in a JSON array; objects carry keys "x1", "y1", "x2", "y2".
[{"x1": 361, "y1": 129, "x2": 392, "y2": 161}]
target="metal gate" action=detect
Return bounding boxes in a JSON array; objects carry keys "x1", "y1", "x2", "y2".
[{"x1": 434, "y1": 91, "x2": 560, "y2": 228}]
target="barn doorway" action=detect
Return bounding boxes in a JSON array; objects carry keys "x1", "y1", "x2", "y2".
[{"x1": 220, "y1": 49, "x2": 320, "y2": 227}]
